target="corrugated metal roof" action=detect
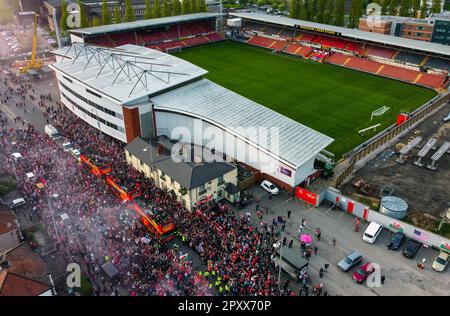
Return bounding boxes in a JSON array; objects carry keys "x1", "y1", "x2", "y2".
[
  {"x1": 49, "y1": 44, "x2": 208, "y2": 103},
  {"x1": 151, "y1": 79, "x2": 334, "y2": 168},
  {"x1": 231, "y1": 12, "x2": 450, "y2": 57},
  {"x1": 70, "y1": 13, "x2": 223, "y2": 36}
]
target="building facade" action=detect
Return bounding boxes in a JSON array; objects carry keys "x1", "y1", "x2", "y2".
[
  {"x1": 0, "y1": 207, "x2": 23, "y2": 254},
  {"x1": 125, "y1": 136, "x2": 240, "y2": 210}
]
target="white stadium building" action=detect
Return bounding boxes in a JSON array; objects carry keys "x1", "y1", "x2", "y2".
[{"x1": 50, "y1": 43, "x2": 333, "y2": 191}]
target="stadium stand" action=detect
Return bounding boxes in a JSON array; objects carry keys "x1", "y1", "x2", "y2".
[
  {"x1": 206, "y1": 32, "x2": 223, "y2": 42},
  {"x1": 243, "y1": 21, "x2": 264, "y2": 32},
  {"x1": 183, "y1": 35, "x2": 210, "y2": 46},
  {"x1": 311, "y1": 36, "x2": 323, "y2": 44},
  {"x1": 279, "y1": 28, "x2": 295, "y2": 38},
  {"x1": 416, "y1": 73, "x2": 446, "y2": 88},
  {"x1": 327, "y1": 53, "x2": 351, "y2": 66},
  {"x1": 394, "y1": 51, "x2": 424, "y2": 65},
  {"x1": 138, "y1": 28, "x2": 170, "y2": 44},
  {"x1": 379, "y1": 65, "x2": 420, "y2": 82},
  {"x1": 248, "y1": 35, "x2": 281, "y2": 48},
  {"x1": 319, "y1": 36, "x2": 348, "y2": 49},
  {"x1": 297, "y1": 33, "x2": 316, "y2": 42},
  {"x1": 425, "y1": 57, "x2": 450, "y2": 72},
  {"x1": 366, "y1": 46, "x2": 397, "y2": 59},
  {"x1": 345, "y1": 56, "x2": 383, "y2": 73},
  {"x1": 108, "y1": 31, "x2": 137, "y2": 46},
  {"x1": 345, "y1": 42, "x2": 364, "y2": 55}
]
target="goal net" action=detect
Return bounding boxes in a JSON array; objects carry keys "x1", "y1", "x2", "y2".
[
  {"x1": 166, "y1": 46, "x2": 182, "y2": 54},
  {"x1": 371, "y1": 105, "x2": 390, "y2": 121}
]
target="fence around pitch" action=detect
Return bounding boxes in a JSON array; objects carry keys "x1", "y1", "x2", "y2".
[{"x1": 332, "y1": 92, "x2": 450, "y2": 188}]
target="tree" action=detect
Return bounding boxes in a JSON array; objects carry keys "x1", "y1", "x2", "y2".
[
  {"x1": 381, "y1": 0, "x2": 388, "y2": 15},
  {"x1": 153, "y1": 0, "x2": 162, "y2": 17},
  {"x1": 114, "y1": 5, "x2": 122, "y2": 23},
  {"x1": 199, "y1": 0, "x2": 207, "y2": 12},
  {"x1": 300, "y1": 0, "x2": 309, "y2": 20},
  {"x1": 278, "y1": 2, "x2": 287, "y2": 11},
  {"x1": 190, "y1": 0, "x2": 196, "y2": 13},
  {"x1": 182, "y1": 0, "x2": 191, "y2": 14},
  {"x1": 387, "y1": 0, "x2": 398, "y2": 15},
  {"x1": 431, "y1": 0, "x2": 441, "y2": 13},
  {"x1": 144, "y1": 0, "x2": 153, "y2": 19},
  {"x1": 101, "y1": 0, "x2": 112, "y2": 25},
  {"x1": 124, "y1": 0, "x2": 136, "y2": 22},
  {"x1": 60, "y1": 0, "x2": 68, "y2": 35},
  {"x1": 308, "y1": 0, "x2": 317, "y2": 21},
  {"x1": 91, "y1": 15, "x2": 101, "y2": 27},
  {"x1": 163, "y1": 0, "x2": 172, "y2": 16},
  {"x1": 419, "y1": 0, "x2": 428, "y2": 17},
  {"x1": 324, "y1": 0, "x2": 334, "y2": 24},
  {"x1": 172, "y1": 0, "x2": 181, "y2": 15},
  {"x1": 348, "y1": 0, "x2": 363, "y2": 28},
  {"x1": 412, "y1": 0, "x2": 420, "y2": 17},
  {"x1": 315, "y1": 0, "x2": 326, "y2": 23},
  {"x1": 78, "y1": 0, "x2": 89, "y2": 28},
  {"x1": 289, "y1": 0, "x2": 300, "y2": 18},
  {"x1": 333, "y1": 0, "x2": 345, "y2": 26},
  {"x1": 399, "y1": 0, "x2": 411, "y2": 16}
]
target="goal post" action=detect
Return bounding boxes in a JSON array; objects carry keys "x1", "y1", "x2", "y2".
[
  {"x1": 165, "y1": 46, "x2": 182, "y2": 54},
  {"x1": 371, "y1": 105, "x2": 390, "y2": 121}
]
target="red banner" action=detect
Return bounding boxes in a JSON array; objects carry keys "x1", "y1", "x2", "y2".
[
  {"x1": 295, "y1": 187, "x2": 318, "y2": 206},
  {"x1": 347, "y1": 201, "x2": 354, "y2": 214}
]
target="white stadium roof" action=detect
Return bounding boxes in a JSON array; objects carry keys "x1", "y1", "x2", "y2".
[
  {"x1": 49, "y1": 43, "x2": 208, "y2": 104},
  {"x1": 151, "y1": 79, "x2": 334, "y2": 168},
  {"x1": 231, "y1": 12, "x2": 450, "y2": 57},
  {"x1": 70, "y1": 13, "x2": 223, "y2": 37}
]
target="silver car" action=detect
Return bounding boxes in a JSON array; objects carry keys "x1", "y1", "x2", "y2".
[{"x1": 337, "y1": 251, "x2": 363, "y2": 272}]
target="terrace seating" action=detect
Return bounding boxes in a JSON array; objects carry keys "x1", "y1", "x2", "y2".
[
  {"x1": 153, "y1": 40, "x2": 186, "y2": 51},
  {"x1": 311, "y1": 36, "x2": 323, "y2": 44},
  {"x1": 278, "y1": 28, "x2": 295, "y2": 38},
  {"x1": 416, "y1": 73, "x2": 446, "y2": 89},
  {"x1": 179, "y1": 24, "x2": 192, "y2": 37},
  {"x1": 182, "y1": 36, "x2": 210, "y2": 46},
  {"x1": 327, "y1": 53, "x2": 350, "y2": 66},
  {"x1": 345, "y1": 42, "x2": 363, "y2": 55},
  {"x1": 243, "y1": 21, "x2": 264, "y2": 32},
  {"x1": 269, "y1": 40, "x2": 286, "y2": 50},
  {"x1": 184, "y1": 22, "x2": 205, "y2": 35},
  {"x1": 296, "y1": 46, "x2": 313, "y2": 58},
  {"x1": 206, "y1": 32, "x2": 223, "y2": 42},
  {"x1": 379, "y1": 65, "x2": 419, "y2": 82},
  {"x1": 297, "y1": 33, "x2": 315, "y2": 42},
  {"x1": 261, "y1": 25, "x2": 283, "y2": 35},
  {"x1": 137, "y1": 28, "x2": 169, "y2": 44},
  {"x1": 366, "y1": 46, "x2": 397, "y2": 59},
  {"x1": 319, "y1": 36, "x2": 348, "y2": 49},
  {"x1": 109, "y1": 31, "x2": 136, "y2": 46},
  {"x1": 247, "y1": 35, "x2": 277, "y2": 48},
  {"x1": 285, "y1": 43, "x2": 302, "y2": 55},
  {"x1": 345, "y1": 56, "x2": 383, "y2": 73},
  {"x1": 425, "y1": 57, "x2": 450, "y2": 72},
  {"x1": 86, "y1": 35, "x2": 115, "y2": 47},
  {"x1": 394, "y1": 51, "x2": 424, "y2": 65}
]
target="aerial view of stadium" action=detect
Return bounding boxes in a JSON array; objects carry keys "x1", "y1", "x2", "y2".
[{"x1": 0, "y1": 0, "x2": 449, "y2": 305}]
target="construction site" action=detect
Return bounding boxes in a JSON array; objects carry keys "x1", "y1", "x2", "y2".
[{"x1": 341, "y1": 103, "x2": 450, "y2": 236}]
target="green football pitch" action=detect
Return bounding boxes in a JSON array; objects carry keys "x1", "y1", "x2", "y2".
[{"x1": 173, "y1": 41, "x2": 436, "y2": 158}]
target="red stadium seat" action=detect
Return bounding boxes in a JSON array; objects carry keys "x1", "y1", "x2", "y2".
[
  {"x1": 367, "y1": 46, "x2": 397, "y2": 59},
  {"x1": 379, "y1": 65, "x2": 419, "y2": 82},
  {"x1": 416, "y1": 73, "x2": 446, "y2": 88}
]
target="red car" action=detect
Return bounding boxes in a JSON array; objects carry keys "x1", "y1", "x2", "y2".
[{"x1": 352, "y1": 263, "x2": 375, "y2": 284}]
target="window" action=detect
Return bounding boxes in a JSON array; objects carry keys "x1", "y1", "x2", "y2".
[
  {"x1": 198, "y1": 185, "x2": 207, "y2": 195},
  {"x1": 86, "y1": 88, "x2": 102, "y2": 99},
  {"x1": 218, "y1": 175, "x2": 225, "y2": 186}
]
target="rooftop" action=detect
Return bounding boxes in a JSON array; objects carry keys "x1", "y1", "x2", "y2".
[
  {"x1": 126, "y1": 136, "x2": 237, "y2": 190},
  {"x1": 0, "y1": 206, "x2": 18, "y2": 236},
  {"x1": 151, "y1": 79, "x2": 334, "y2": 168},
  {"x1": 231, "y1": 12, "x2": 450, "y2": 57},
  {"x1": 49, "y1": 43, "x2": 208, "y2": 104},
  {"x1": 69, "y1": 12, "x2": 223, "y2": 36}
]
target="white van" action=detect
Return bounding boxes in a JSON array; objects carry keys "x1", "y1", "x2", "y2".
[
  {"x1": 11, "y1": 152, "x2": 23, "y2": 162},
  {"x1": 362, "y1": 221, "x2": 383, "y2": 244},
  {"x1": 44, "y1": 124, "x2": 62, "y2": 140},
  {"x1": 25, "y1": 172, "x2": 36, "y2": 182},
  {"x1": 10, "y1": 198, "x2": 26, "y2": 209}
]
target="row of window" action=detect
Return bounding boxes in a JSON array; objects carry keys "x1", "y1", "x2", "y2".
[
  {"x1": 60, "y1": 80, "x2": 123, "y2": 120},
  {"x1": 61, "y1": 91, "x2": 125, "y2": 133}
]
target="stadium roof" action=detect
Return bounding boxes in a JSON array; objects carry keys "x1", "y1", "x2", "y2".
[
  {"x1": 230, "y1": 12, "x2": 450, "y2": 57},
  {"x1": 151, "y1": 79, "x2": 334, "y2": 168},
  {"x1": 49, "y1": 43, "x2": 208, "y2": 103},
  {"x1": 70, "y1": 13, "x2": 223, "y2": 37}
]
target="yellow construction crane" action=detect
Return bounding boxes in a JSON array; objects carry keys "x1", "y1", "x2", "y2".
[{"x1": 18, "y1": 14, "x2": 44, "y2": 74}]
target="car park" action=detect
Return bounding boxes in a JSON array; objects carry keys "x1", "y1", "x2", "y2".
[
  {"x1": 387, "y1": 232, "x2": 406, "y2": 250},
  {"x1": 431, "y1": 251, "x2": 449, "y2": 272},
  {"x1": 403, "y1": 239, "x2": 422, "y2": 259},
  {"x1": 362, "y1": 221, "x2": 383, "y2": 244},
  {"x1": 260, "y1": 180, "x2": 279, "y2": 195},
  {"x1": 352, "y1": 262, "x2": 375, "y2": 284},
  {"x1": 337, "y1": 251, "x2": 363, "y2": 272}
]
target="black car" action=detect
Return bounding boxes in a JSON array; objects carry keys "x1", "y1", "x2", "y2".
[
  {"x1": 387, "y1": 232, "x2": 405, "y2": 251},
  {"x1": 403, "y1": 239, "x2": 422, "y2": 259}
]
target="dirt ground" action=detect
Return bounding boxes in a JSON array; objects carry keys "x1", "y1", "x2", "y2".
[{"x1": 341, "y1": 102, "x2": 450, "y2": 231}]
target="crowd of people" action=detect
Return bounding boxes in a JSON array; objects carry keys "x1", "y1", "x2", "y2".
[{"x1": 0, "y1": 70, "x2": 330, "y2": 296}]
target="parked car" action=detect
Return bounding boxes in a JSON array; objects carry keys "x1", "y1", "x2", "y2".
[
  {"x1": 403, "y1": 239, "x2": 422, "y2": 259},
  {"x1": 11, "y1": 152, "x2": 23, "y2": 162},
  {"x1": 25, "y1": 172, "x2": 36, "y2": 182},
  {"x1": 387, "y1": 232, "x2": 406, "y2": 250},
  {"x1": 362, "y1": 221, "x2": 383, "y2": 244},
  {"x1": 432, "y1": 251, "x2": 449, "y2": 272},
  {"x1": 9, "y1": 197, "x2": 26, "y2": 209},
  {"x1": 62, "y1": 141, "x2": 74, "y2": 152},
  {"x1": 352, "y1": 262, "x2": 375, "y2": 284},
  {"x1": 337, "y1": 251, "x2": 362, "y2": 272},
  {"x1": 260, "y1": 180, "x2": 279, "y2": 195}
]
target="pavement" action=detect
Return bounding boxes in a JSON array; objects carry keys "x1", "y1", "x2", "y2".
[{"x1": 238, "y1": 185, "x2": 450, "y2": 296}]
